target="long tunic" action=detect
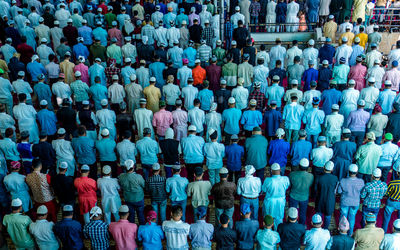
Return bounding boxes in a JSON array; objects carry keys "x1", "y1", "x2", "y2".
[
  {"x1": 332, "y1": 140, "x2": 357, "y2": 180},
  {"x1": 315, "y1": 173, "x2": 338, "y2": 215}
]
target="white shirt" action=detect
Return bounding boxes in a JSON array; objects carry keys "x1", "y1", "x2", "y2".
[
  {"x1": 188, "y1": 107, "x2": 205, "y2": 133},
  {"x1": 108, "y1": 82, "x2": 126, "y2": 104}
]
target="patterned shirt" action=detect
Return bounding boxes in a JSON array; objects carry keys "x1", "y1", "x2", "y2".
[
  {"x1": 201, "y1": 27, "x2": 214, "y2": 47},
  {"x1": 386, "y1": 179, "x2": 400, "y2": 201},
  {"x1": 249, "y1": 1, "x2": 261, "y2": 17},
  {"x1": 360, "y1": 180, "x2": 388, "y2": 209},
  {"x1": 197, "y1": 45, "x2": 212, "y2": 63},
  {"x1": 146, "y1": 174, "x2": 167, "y2": 202},
  {"x1": 83, "y1": 220, "x2": 109, "y2": 250},
  {"x1": 225, "y1": 21, "x2": 233, "y2": 39},
  {"x1": 104, "y1": 66, "x2": 121, "y2": 86},
  {"x1": 249, "y1": 89, "x2": 266, "y2": 111}
]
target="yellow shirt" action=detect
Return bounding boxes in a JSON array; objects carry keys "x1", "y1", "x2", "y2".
[
  {"x1": 339, "y1": 32, "x2": 355, "y2": 46},
  {"x1": 323, "y1": 21, "x2": 338, "y2": 43},
  {"x1": 356, "y1": 33, "x2": 368, "y2": 49},
  {"x1": 143, "y1": 84, "x2": 161, "y2": 113}
]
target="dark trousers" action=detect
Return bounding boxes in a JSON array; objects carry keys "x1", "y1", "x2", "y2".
[
  {"x1": 245, "y1": 130, "x2": 253, "y2": 138},
  {"x1": 228, "y1": 170, "x2": 241, "y2": 184},
  {"x1": 126, "y1": 199, "x2": 145, "y2": 225},
  {"x1": 256, "y1": 168, "x2": 265, "y2": 182},
  {"x1": 289, "y1": 197, "x2": 308, "y2": 224},
  {"x1": 351, "y1": 131, "x2": 365, "y2": 147},
  {"x1": 357, "y1": 173, "x2": 372, "y2": 183},
  {"x1": 166, "y1": 105, "x2": 176, "y2": 112},
  {"x1": 378, "y1": 166, "x2": 391, "y2": 183},
  {"x1": 100, "y1": 161, "x2": 119, "y2": 178}
]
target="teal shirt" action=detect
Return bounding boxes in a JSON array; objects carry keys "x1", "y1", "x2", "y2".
[
  {"x1": 89, "y1": 83, "x2": 108, "y2": 110},
  {"x1": 95, "y1": 138, "x2": 117, "y2": 161},
  {"x1": 118, "y1": 172, "x2": 145, "y2": 203},
  {"x1": 136, "y1": 137, "x2": 159, "y2": 165},
  {"x1": 245, "y1": 135, "x2": 268, "y2": 170},
  {"x1": 166, "y1": 174, "x2": 189, "y2": 201},
  {"x1": 70, "y1": 80, "x2": 89, "y2": 102},
  {"x1": 222, "y1": 108, "x2": 242, "y2": 135},
  {"x1": 0, "y1": 138, "x2": 20, "y2": 161},
  {"x1": 3, "y1": 213, "x2": 35, "y2": 249}
]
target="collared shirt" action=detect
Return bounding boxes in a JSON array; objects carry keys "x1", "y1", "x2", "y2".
[
  {"x1": 3, "y1": 213, "x2": 35, "y2": 249},
  {"x1": 166, "y1": 174, "x2": 189, "y2": 202},
  {"x1": 116, "y1": 139, "x2": 137, "y2": 166},
  {"x1": 368, "y1": 113, "x2": 388, "y2": 137},
  {"x1": 266, "y1": 84, "x2": 284, "y2": 108},
  {"x1": 95, "y1": 138, "x2": 117, "y2": 162},
  {"x1": 236, "y1": 218, "x2": 259, "y2": 249},
  {"x1": 54, "y1": 218, "x2": 84, "y2": 250},
  {"x1": 222, "y1": 108, "x2": 242, "y2": 135},
  {"x1": 108, "y1": 82, "x2": 125, "y2": 104},
  {"x1": 83, "y1": 220, "x2": 109, "y2": 250},
  {"x1": 360, "y1": 86, "x2": 379, "y2": 109},
  {"x1": 29, "y1": 219, "x2": 59, "y2": 249},
  {"x1": 70, "y1": 80, "x2": 89, "y2": 102},
  {"x1": 231, "y1": 86, "x2": 248, "y2": 109},
  {"x1": 119, "y1": 172, "x2": 145, "y2": 203},
  {"x1": 304, "y1": 228, "x2": 331, "y2": 250},
  {"x1": 237, "y1": 174, "x2": 262, "y2": 198},
  {"x1": 346, "y1": 109, "x2": 370, "y2": 132},
  {"x1": 290, "y1": 139, "x2": 312, "y2": 166},
  {"x1": 146, "y1": 174, "x2": 167, "y2": 202},
  {"x1": 189, "y1": 220, "x2": 214, "y2": 248},
  {"x1": 241, "y1": 109, "x2": 263, "y2": 131},
  {"x1": 321, "y1": 86, "x2": 341, "y2": 112},
  {"x1": 283, "y1": 103, "x2": 304, "y2": 130},
  {"x1": 256, "y1": 228, "x2": 280, "y2": 250},
  {"x1": 337, "y1": 177, "x2": 365, "y2": 207},
  {"x1": 360, "y1": 180, "x2": 387, "y2": 209},
  {"x1": 311, "y1": 146, "x2": 333, "y2": 168},
  {"x1": 325, "y1": 112, "x2": 344, "y2": 134},
  {"x1": 356, "y1": 142, "x2": 382, "y2": 175},
  {"x1": 204, "y1": 141, "x2": 225, "y2": 169},
  {"x1": 25, "y1": 171, "x2": 54, "y2": 203},
  {"x1": 152, "y1": 109, "x2": 173, "y2": 136},
  {"x1": 302, "y1": 108, "x2": 325, "y2": 135},
  {"x1": 188, "y1": 107, "x2": 205, "y2": 133},
  {"x1": 162, "y1": 220, "x2": 190, "y2": 250},
  {"x1": 225, "y1": 143, "x2": 244, "y2": 171},
  {"x1": 109, "y1": 220, "x2": 138, "y2": 250},
  {"x1": 136, "y1": 137, "x2": 159, "y2": 165},
  {"x1": 37, "y1": 109, "x2": 57, "y2": 136},
  {"x1": 138, "y1": 222, "x2": 164, "y2": 250},
  {"x1": 245, "y1": 134, "x2": 268, "y2": 170},
  {"x1": 0, "y1": 138, "x2": 20, "y2": 161},
  {"x1": 378, "y1": 142, "x2": 399, "y2": 167},
  {"x1": 354, "y1": 224, "x2": 384, "y2": 250},
  {"x1": 181, "y1": 134, "x2": 205, "y2": 164},
  {"x1": 181, "y1": 85, "x2": 199, "y2": 110},
  {"x1": 378, "y1": 89, "x2": 396, "y2": 115},
  {"x1": 187, "y1": 180, "x2": 212, "y2": 207}
]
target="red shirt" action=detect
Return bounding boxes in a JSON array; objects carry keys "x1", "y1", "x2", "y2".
[
  {"x1": 192, "y1": 65, "x2": 206, "y2": 86},
  {"x1": 74, "y1": 176, "x2": 97, "y2": 214}
]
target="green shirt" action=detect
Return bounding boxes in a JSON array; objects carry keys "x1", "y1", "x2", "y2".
[
  {"x1": 118, "y1": 172, "x2": 145, "y2": 203},
  {"x1": 3, "y1": 213, "x2": 35, "y2": 249},
  {"x1": 89, "y1": 44, "x2": 107, "y2": 62},
  {"x1": 213, "y1": 48, "x2": 226, "y2": 66},
  {"x1": 356, "y1": 142, "x2": 383, "y2": 175},
  {"x1": 70, "y1": 80, "x2": 90, "y2": 102},
  {"x1": 106, "y1": 44, "x2": 123, "y2": 65},
  {"x1": 289, "y1": 171, "x2": 314, "y2": 201}
]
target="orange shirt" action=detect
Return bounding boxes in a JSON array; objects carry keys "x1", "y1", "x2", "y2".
[{"x1": 192, "y1": 65, "x2": 206, "y2": 85}]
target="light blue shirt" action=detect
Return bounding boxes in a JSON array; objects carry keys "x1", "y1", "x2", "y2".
[
  {"x1": 3, "y1": 172, "x2": 31, "y2": 212},
  {"x1": 12, "y1": 80, "x2": 33, "y2": 100},
  {"x1": 256, "y1": 228, "x2": 280, "y2": 250},
  {"x1": 241, "y1": 110, "x2": 263, "y2": 131},
  {"x1": 198, "y1": 89, "x2": 213, "y2": 111},
  {"x1": 166, "y1": 174, "x2": 189, "y2": 201},
  {"x1": 37, "y1": 109, "x2": 57, "y2": 136},
  {"x1": 304, "y1": 228, "x2": 331, "y2": 250},
  {"x1": 311, "y1": 146, "x2": 333, "y2": 168},
  {"x1": 136, "y1": 137, "x2": 159, "y2": 165},
  {"x1": 378, "y1": 142, "x2": 399, "y2": 167},
  {"x1": 95, "y1": 138, "x2": 117, "y2": 162},
  {"x1": 183, "y1": 47, "x2": 197, "y2": 67},
  {"x1": 149, "y1": 62, "x2": 166, "y2": 88},
  {"x1": 188, "y1": 107, "x2": 205, "y2": 133},
  {"x1": 177, "y1": 66, "x2": 192, "y2": 88},
  {"x1": 88, "y1": 64, "x2": 106, "y2": 86},
  {"x1": 92, "y1": 27, "x2": 108, "y2": 46},
  {"x1": 121, "y1": 66, "x2": 136, "y2": 85},
  {"x1": 203, "y1": 141, "x2": 225, "y2": 169},
  {"x1": 283, "y1": 103, "x2": 304, "y2": 130},
  {"x1": 378, "y1": 89, "x2": 396, "y2": 115},
  {"x1": 181, "y1": 134, "x2": 205, "y2": 164},
  {"x1": 0, "y1": 138, "x2": 19, "y2": 161},
  {"x1": 29, "y1": 220, "x2": 59, "y2": 250},
  {"x1": 189, "y1": 220, "x2": 213, "y2": 248},
  {"x1": 78, "y1": 26, "x2": 93, "y2": 45},
  {"x1": 302, "y1": 108, "x2": 325, "y2": 135},
  {"x1": 222, "y1": 108, "x2": 242, "y2": 135},
  {"x1": 266, "y1": 84, "x2": 285, "y2": 107},
  {"x1": 72, "y1": 136, "x2": 96, "y2": 165},
  {"x1": 116, "y1": 139, "x2": 137, "y2": 165},
  {"x1": 89, "y1": 83, "x2": 108, "y2": 110},
  {"x1": 237, "y1": 174, "x2": 262, "y2": 198},
  {"x1": 168, "y1": 46, "x2": 183, "y2": 68}
]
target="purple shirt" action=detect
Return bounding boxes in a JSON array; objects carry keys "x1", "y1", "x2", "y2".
[
  {"x1": 346, "y1": 108, "x2": 370, "y2": 132},
  {"x1": 337, "y1": 177, "x2": 365, "y2": 206}
]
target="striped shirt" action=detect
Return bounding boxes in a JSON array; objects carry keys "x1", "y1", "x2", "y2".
[
  {"x1": 146, "y1": 174, "x2": 167, "y2": 202},
  {"x1": 387, "y1": 180, "x2": 400, "y2": 201}
]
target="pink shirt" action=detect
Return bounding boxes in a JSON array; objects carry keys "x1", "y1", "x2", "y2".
[
  {"x1": 152, "y1": 109, "x2": 173, "y2": 136},
  {"x1": 108, "y1": 28, "x2": 124, "y2": 46},
  {"x1": 109, "y1": 220, "x2": 138, "y2": 250},
  {"x1": 74, "y1": 63, "x2": 89, "y2": 85},
  {"x1": 349, "y1": 64, "x2": 367, "y2": 91},
  {"x1": 383, "y1": 68, "x2": 400, "y2": 91}
]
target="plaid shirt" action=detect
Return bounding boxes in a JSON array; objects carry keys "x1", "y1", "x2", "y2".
[
  {"x1": 225, "y1": 21, "x2": 233, "y2": 39},
  {"x1": 249, "y1": 89, "x2": 266, "y2": 111},
  {"x1": 201, "y1": 26, "x2": 215, "y2": 47},
  {"x1": 105, "y1": 66, "x2": 121, "y2": 86},
  {"x1": 83, "y1": 220, "x2": 110, "y2": 250},
  {"x1": 146, "y1": 174, "x2": 168, "y2": 202},
  {"x1": 249, "y1": 1, "x2": 261, "y2": 17},
  {"x1": 360, "y1": 180, "x2": 388, "y2": 209}
]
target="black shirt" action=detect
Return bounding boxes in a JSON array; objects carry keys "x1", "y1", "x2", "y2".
[
  {"x1": 159, "y1": 139, "x2": 180, "y2": 165},
  {"x1": 277, "y1": 222, "x2": 305, "y2": 250},
  {"x1": 215, "y1": 88, "x2": 231, "y2": 113},
  {"x1": 233, "y1": 27, "x2": 249, "y2": 49},
  {"x1": 116, "y1": 112, "x2": 134, "y2": 135},
  {"x1": 214, "y1": 226, "x2": 237, "y2": 250},
  {"x1": 32, "y1": 141, "x2": 56, "y2": 171},
  {"x1": 52, "y1": 174, "x2": 75, "y2": 204},
  {"x1": 57, "y1": 106, "x2": 77, "y2": 133},
  {"x1": 189, "y1": 24, "x2": 203, "y2": 44}
]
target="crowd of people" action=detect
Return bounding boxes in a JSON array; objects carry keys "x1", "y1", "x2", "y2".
[{"x1": 0, "y1": 0, "x2": 400, "y2": 249}]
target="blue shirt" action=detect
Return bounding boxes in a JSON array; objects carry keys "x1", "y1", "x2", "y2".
[
  {"x1": 225, "y1": 143, "x2": 244, "y2": 171},
  {"x1": 89, "y1": 64, "x2": 106, "y2": 86},
  {"x1": 222, "y1": 108, "x2": 242, "y2": 135},
  {"x1": 268, "y1": 139, "x2": 290, "y2": 167},
  {"x1": 198, "y1": 89, "x2": 214, "y2": 111},
  {"x1": 95, "y1": 138, "x2": 117, "y2": 162},
  {"x1": 71, "y1": 136, "x2": 96, "y2": 165},
  {"x1": 302, "y1": 108, "x2": 325, "y2": 135},
  {"x1": 121, "y1": 66, "x2": 136, "y2": 85},
  {"x1": 290, "y1": 139, "x2": 313, "y2": 166},
  {"x1": 54, "y1": 218, "x2": 84, "y2": 250},
  {"x1": 349, "y1": 45, "x2": 364, "y2": 66},
  {"x1": 37, "y1": 109, "x2": 57, "y2": 136},
  {"x1": 27, "y1": 61, "x2": 47, "y2": 82},
  {"x1": 138, "y1": 222, "x2": 164, "y2": 250},
  {"x1": 266, "y1": 84, "x2": 285, "y2": 107},
  {"x1": 78, "y1": 26, "x2": 93, "y2": 45},
  {"x1": 241, "y1": 109, "x2": 263, "y2": 131},
  {"x1": 321, "y1": 88, "x2": 341, "y2": 115},
  {"x1": 89, "y1": 83, "x2": 108, "y2": 110},
  {"x1": 204, "y1": 141, "x2": 225, "y2": 169},
  {"x1": 302, "y1": 68, "x2": 319, "y2": 91},
  {"x1": 34, "y1": 83, "x2": 52, "y2": 107},
  {"x1": 318, "y1": 44, "x2": 335, "y2": 65},
  {"x1": 136, "y1": 137, "x2": 159, "y2": 165},
  {"x1": 183, "y1": 47, "x2": 197, "y2": 67},
  {"x1": 245, "y1": 135, "x2": 268, "y2": 170},
  {"x1": 263, "y1": 109, "x2": 282, "y2": 137},
  {"x1": 73, "y1": 43, "x2": 90, "y2": 60},
  {"x1": 235, "y1": 219, "x2": 260, "y2": 250},
  {"x1": 166, "y1": 174, "x2": 189, "y2": 201},
  {"x1": 378, "y1": 89, "x2": 396, "y2": 115},
  {"x1": 181, "y1": 134, "x2": 205, "y2": 164},
  {"x1": 149, "y1": 62, "x2": 166, "y2": 89},
  {"x1": 92, "y1": 27, "x2": 108, "y2": 46},
  {"x1": 189, "y1": 220, "x2": 214, "y2": 248},
  {"x1": 378, "y1": 142, "x2": 398, "y2": 167}
]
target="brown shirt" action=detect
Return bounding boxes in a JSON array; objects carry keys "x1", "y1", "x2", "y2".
[
  {"x1": 354, "y1": 224, "x2": 384, "y2": 250},
  {"x1": 26, "y1": 171, "x2": 54, "y2": 203},
  {"x1": 211, "y1": 180, "x2": 236, "y2": 209}
]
